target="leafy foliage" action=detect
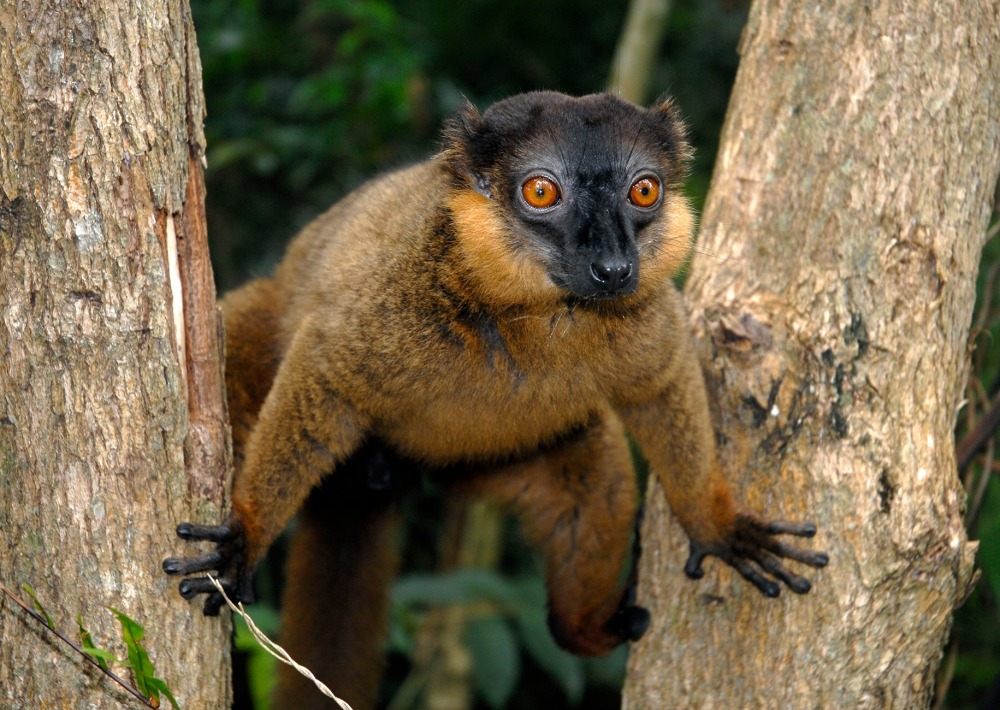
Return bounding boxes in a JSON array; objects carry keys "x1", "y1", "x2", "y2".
[
  {"x1": 0, "y1": 581, "x2": 180, "y2": 709},
  {"x1": 23, "y1": 583, "x2": 54, "y2": 630},
  {"x1": 109, "y1": 607, "x2": 181, "y2": 710},
  {"x1": 78, "y1": 614, "x2": 112, "y2": 672}
]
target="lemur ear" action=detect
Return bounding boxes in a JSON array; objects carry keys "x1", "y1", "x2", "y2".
[
  {"x1": 442, "y1": 99, "x2": 493, "y2": 198},
  {"x1": 444, "y1": 98, "x2": 483, "y2": 145},
  {"x1": 651, "y1": 93, "x2": 683, "y2": 124},
  {"x1": 650, "y1": 93, "x2": 693, "y2": 184}
]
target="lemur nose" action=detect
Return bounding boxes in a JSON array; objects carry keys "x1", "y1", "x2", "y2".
[{"x1": 590, "y1": 259, "x2": 634, "y2": 292}]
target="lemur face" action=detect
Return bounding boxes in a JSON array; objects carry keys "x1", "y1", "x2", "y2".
[{"x1": 446, "y1": 92, "x2": 691, "y2": 303}]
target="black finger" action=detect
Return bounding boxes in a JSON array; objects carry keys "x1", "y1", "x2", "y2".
[
  {"x1": 178, "y1": 577, "x2": 224, "y2": 599},
  {"x1": 236, "y1": 574, "x2": 255, "y2": 605},
  {"x1": 755, "y1": 520, "x2": 817, "y2": 538},
  {"x1": 731, "y1": 557, "x2": 780, "y2": 598},
  {"x1": 750, "y1": 550, "x2": 812, "y2": 594},
  {"x1": 684, "y1": 544, "x2": 709, "y2": 579},
  {"x1": 758, "y1": 537, "x2": 829, "y2": 568},
  {"x1": 803, "y1": 550, "x2": 829, "y2": 567},
  {"x1": 162, "y1": 550, "x2": 225, "y2": 576},
  {"x1": 176, "y1": 522, "x2": 237, "y2": 543}
]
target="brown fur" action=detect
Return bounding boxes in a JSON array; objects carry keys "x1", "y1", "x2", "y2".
[
  {"x1": 447, "y1": 189, "x2": 563, "y2": 308},
  {"x1": 222, "y1": 157, "x2": 720, "y2": 703},
  {"x1": 452, "y1": 407, "x2": 638, "y2": 655},
  {"x1": 208, "y1": 93, "x2": 821, "y2": 709}
]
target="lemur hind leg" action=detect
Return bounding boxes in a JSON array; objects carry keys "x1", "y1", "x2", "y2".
[{"x1": 454, "y1": 409, "x2": 647, "y2": 656}]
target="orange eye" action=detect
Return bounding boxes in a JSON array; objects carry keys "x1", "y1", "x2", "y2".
[
  {"x1": 629, "y1": 177, "x2": 661, "y2": 208},
  {"x1": 521, "y1": 176, "x2": 560, "y2": 209}
]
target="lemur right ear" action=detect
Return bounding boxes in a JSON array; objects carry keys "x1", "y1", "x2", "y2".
[{"x1": 441, "y1": 99, "x2": 493, "y2": 198}]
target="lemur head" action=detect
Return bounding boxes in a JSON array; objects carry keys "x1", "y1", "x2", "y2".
[{"x1": 443, "y1": 91, "x2": 694, "y2": 308}]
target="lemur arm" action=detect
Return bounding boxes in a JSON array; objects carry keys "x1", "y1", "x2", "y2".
[
  {"x1": 620, "y1": 336, "x2": 828, "y2": 597},
  {"x1": 164, "y1": 321, "x2": 370, "y2": 614}
]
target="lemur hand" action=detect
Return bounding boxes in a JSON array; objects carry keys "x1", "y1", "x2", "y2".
[
  {"x1": 163, "y1": 516, "x2": 254, "y2": 616},
  {"x1": 685, "y1": 514, "x2": 829, "y2": 597}
]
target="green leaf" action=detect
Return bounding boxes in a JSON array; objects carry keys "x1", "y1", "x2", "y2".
[
  {"x1": 466, "y1": 615, "x2": 520, "y2": 709},
  {"x1": 147, "y1": 677, "x2": 181, "y2": 710},
  {"x1": 22, "y1": 584, "x2": 54, "y2": 630},
  {"x1": 81, "y1": 647, "x2": 120, "y2": 664},
  {"x1": 77, "y1": 613, "x2": 110, "y2": 671},
  {"x1": 109, "y1": 607, "x2": 156, "y2": 699}
]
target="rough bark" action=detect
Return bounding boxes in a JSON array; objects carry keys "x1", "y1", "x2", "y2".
[
  {"x1": 0, "y1": 1, "x2": 231, "y2": 708},
  {"x1": 625, "y1": 1, "x2": 1000, "y2": 708}
]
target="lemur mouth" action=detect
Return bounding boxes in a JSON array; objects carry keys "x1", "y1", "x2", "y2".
[
  {"x1": 549, "y1": 270, "x2": 639, "y2": 304},
  {"x1": 570, "y1": 276, "x2": 639, "y2": 303},
  {"x1": 564, "y1": 289, "x2": 641, "y2": 314},
  {"x1": 556, "y1": 284, "x2": 637, "y2": 309},
  {"x1": 582, "y1": 289, "x2": 634, "y2": 302}
]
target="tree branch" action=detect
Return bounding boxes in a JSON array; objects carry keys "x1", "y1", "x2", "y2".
[{"x1": 608, "y1": 0, "x2": 673, "y2": 103}]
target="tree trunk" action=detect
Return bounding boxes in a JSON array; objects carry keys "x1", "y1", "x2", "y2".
[
  {"x1": 625, "y1": 1, "x2": 1000, "y2": 708},
  {"x1": 0, "y1": 1, "x2": 231, "y2": 708}
]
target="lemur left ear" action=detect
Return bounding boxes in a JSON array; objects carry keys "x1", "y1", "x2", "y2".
[
  {"x1": 650, "y1": 93, "x2": 693, "y2": 184},
  {"x1": 652, "y1": 93, "x2": 683, "y2": 123},
  {"x1": 441, "y1": 99, "x2": 493, "y2": 198}
]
